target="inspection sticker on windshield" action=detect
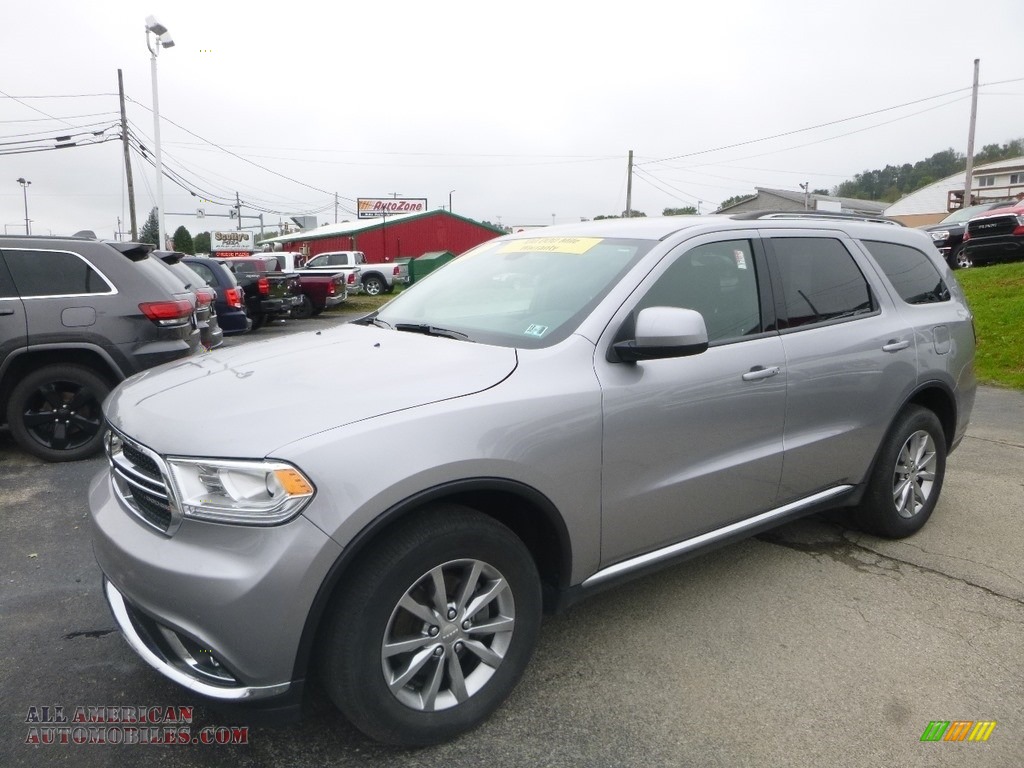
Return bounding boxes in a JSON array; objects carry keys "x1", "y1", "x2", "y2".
[
  {"x1": 499, "y1": 237, "x2": 602, "y2": 254},
  {"x1": 523, "y1": 324, "x2": 549, "y2": 338}
]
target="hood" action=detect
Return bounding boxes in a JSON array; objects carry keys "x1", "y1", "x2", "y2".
[
  {"x1": 104, "y1": 324, "x2": 518, "y2": 457},
  {"x1": 970, "y1": 202, "x2": 1024, "y2": 221}
]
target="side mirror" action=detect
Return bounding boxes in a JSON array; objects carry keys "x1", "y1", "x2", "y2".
[{"x1": 612, "y1": 306, "x2": 709, "y2": 363}]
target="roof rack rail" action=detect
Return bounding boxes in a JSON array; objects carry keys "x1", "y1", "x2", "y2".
[{"x1": 729, "y1": 210, "x2": 903, "y2": 226}]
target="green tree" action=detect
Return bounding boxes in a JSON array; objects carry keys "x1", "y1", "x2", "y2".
[
  {"x1": 622, "y1": 209, "x2": 646, "y2": 218},
  {"x1": 172, "y1": 225, "x2": 194, "y2": 254},
  {"x1": 717, "y1": 194, "x2": 755, "y2": 210},
  {"x1": 193, "y1": 231, "x2": 211, "y2": 254},
  {"x1": 139, "y1": 207, "x2": 159, "y2": 246},
  {"x1": 663, "y1": 207, "x2": 696, "y2": 216}
]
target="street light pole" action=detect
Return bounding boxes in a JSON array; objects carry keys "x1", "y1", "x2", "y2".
[
  {"x1": 145, "y1": 16, "x2": 175, "y2": 250},
  {"x1": 15, "y1": 179, "x2": 31, "y2": 236}
]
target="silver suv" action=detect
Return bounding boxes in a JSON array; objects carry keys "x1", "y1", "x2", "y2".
[{"x1": 89, "y1": 215, "x2": 976, "y2": 745}]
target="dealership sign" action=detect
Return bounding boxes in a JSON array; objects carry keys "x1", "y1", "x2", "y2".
[
  {"x1": 357, "y1": 198, "x2": 428, "y2": 219},
  {"x1": 211, "y1": 230, "x2": 254, "y2": 252}
]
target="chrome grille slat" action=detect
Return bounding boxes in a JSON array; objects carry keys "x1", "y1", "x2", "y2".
[{"x1": 105, "y1": 426, "x2": 178, "y2": 534}]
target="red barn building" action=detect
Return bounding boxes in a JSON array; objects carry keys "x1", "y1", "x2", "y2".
[{"x1": 258, "y1": 210, "x2": 503, "y2": 264}]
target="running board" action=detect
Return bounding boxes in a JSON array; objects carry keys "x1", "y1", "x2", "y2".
[{"x1": 582, "y1": 485, "x2": 854, "y2": 589}]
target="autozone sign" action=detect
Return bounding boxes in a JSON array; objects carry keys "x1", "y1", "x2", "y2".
[
  {"x1": 211, "y1": 231, "x2": 254, "y2": 251},
  {"x1": 357, "y1": 198, "x2": 428, "y2": 219}
]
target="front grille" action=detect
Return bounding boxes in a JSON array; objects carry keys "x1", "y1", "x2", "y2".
[
  {"x1": 106, "y1": 428, "x2": 176, "y2": 534},
  {"x1": 968, "y1": 215, "x2": 1017, "y2": 238}
]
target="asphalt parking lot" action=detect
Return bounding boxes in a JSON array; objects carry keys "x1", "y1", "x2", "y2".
[{"x1": 2, "y1": 311, "x2": 1022, "y2": 767}]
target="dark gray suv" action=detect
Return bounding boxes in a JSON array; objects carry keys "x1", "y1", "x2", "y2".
[
  {"x1": 0, "y1": 236, "x2": 201, "y2": 461},
  {"x1": 90, "y1": 214, "x2": 976, "y2": 745}
]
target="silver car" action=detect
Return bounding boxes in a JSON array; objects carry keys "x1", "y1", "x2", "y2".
[{"x1": 89, "y1": 214, "x2": 976, "y2": 746}]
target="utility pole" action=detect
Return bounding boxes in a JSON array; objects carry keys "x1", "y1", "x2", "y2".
[
  {"x1": 117, "y1": 69, "x2": 138, "y2": 240},
  {"x1": 625, "y1": 150, "x2": 634, "y2": 218},
  {"x1": 235, "y1": 192, "x2": 242, "y2": 231},
  {"x1": 963, "y1": 58, "x2": 980, "y2": 208},
  {"x1": 800, "y1": 182, "x2": 810, "y2": 210},
  {"x1": 334, "y1": 192, "x2": 339, "y2": 224}
]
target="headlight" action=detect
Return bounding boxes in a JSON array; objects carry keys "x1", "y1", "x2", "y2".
[
  {"x1": 165, "y1": 458, "x2": 315, "y2": 526},
  {"x1": 929, "y1": 230, "x2": 949, "y2": 242}
]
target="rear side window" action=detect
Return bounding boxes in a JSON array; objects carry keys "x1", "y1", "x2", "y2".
[
  {"x1": 3, "y1": 249, "x2": 113, "y2": 297},
  {"x1": 770, "y1": 238, "x2": 873, "y2": 328},
  {"x1": 861, "y1": 240, "x2": 950, "y2": 305},
  {"x1": 187, "y1": 261, "x2": 216, "y2": 284}
]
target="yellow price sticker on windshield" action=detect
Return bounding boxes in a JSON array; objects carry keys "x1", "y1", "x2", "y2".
[{"x1": 498, "y1": 237, "x2": 602, "y2": 255}]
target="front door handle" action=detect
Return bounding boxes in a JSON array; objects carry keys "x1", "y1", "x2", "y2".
[
  {"x1": 742, "y1": 365, "x2": 780, "y2": 382},
  {"x1": 882, "y1": 339, "x2": 910, "y2": 353},
  {"x1": 0, "y1": 309, "x2": 15, "y2": 316}
]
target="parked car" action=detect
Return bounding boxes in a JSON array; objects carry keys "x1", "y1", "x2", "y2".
[
  {"x1": 181, "y1": 257, "x2": 251, "y2": 336},
  {"x1": 263, "y1": 252, "x2": 350, "y2": 319},
  {"x1": 90, "y1": 214, "x2": 975, "y2": 745},
  {"x1": 919, "y1": 200, "x2": 1016, "y2": 269},
  {"x1": 0, "y1": 235, "x2": 200, "y2": 461},
  {"x1": 217, "y1": 256, "x2": 303, "y2": 329},
  {"x1": 153, "y1": 251, "x2": 223, "y2": 350},
  {"x1": 963, "y1": 198, "x2": 1024, "y2": 266},
  {"x1": 304, "y1": 250, "x2": 408, "y2": 295}
]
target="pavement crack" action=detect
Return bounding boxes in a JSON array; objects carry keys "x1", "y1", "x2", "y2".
[
  {"x1": 964, "y1": 434, "x2": 1024, "y2": 451},
  {"x1": 64, "y1": 628, "x2": 117, "y2": 639}
]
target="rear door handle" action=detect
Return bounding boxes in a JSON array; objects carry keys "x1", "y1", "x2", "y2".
[
  {"x1": 882, "y1": 339, "x2": 910, "y2": 353},
  {"x1": 742, "y1": 365, "x2": 780, "y2": 382}
]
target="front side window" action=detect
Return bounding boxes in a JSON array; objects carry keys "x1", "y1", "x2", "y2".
[
  {"x1": 862, "y1": 240, "x2": 950, "y2": 305},
  {"x1": 770, "y1": 238, "x2": 873, "y2": 328},
  {"x1": 633, "y1": 240, "x2": 762, "y2": 343},
  {"x1": 3, "y1": 249, "x2": 112, "y2": 297}
]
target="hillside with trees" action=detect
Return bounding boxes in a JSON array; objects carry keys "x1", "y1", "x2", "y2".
[{"x1": 832, "y1": 138, "x2": 1024, "y2": 202}]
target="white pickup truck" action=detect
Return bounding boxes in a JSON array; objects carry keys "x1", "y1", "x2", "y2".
[{"x1": 303, "y1": 250, "x2": 409, "y2": 296}]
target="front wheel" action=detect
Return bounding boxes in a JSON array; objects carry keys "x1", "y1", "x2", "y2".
[
  {"x1": 852, "y1": 405, "x2": 946, "y2": 538},
  {"x1": 6, "y1": 364, "x2": 111, "y2": 462},
  {"x1": 319, "y1": 505, "x2": 541, "y2": 746},
  {"x1": 949, "y1": 245, "x2": 972, "y2": 270}
]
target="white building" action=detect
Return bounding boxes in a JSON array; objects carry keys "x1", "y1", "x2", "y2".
[{"x1": 884, "y1": 156, "x2": 1024, "y2": 226}]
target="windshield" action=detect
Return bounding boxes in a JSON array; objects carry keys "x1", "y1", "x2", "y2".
[
  {"x1": 939, "y1": 203, "x2": 1006, "y2": 224},
  {"x1": 375, "y1": 236, "x2": 653, "y2": 348}
]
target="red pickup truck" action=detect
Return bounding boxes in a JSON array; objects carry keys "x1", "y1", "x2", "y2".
[{"x1": 222, "y1": 255, "x2": 350, "y2": 319}]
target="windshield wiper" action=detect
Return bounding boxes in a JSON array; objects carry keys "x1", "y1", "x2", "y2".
[
  {"x1": 352, "y1": 312, "x2": 392, "y2": 328},
  {"x1": 394, "y1": 323, "x2": 470, "y2": 341}
]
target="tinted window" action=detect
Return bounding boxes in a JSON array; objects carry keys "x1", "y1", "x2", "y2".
[
  {"x1": 862, "y1": 240, "x2": 950, "y2": 305},
  {"x1": 771, "y1": 238, "x2": 873, "y2": 328},
  {"x1": 187, "y1": 261, "x2": 216, "y2": 284},
  {"x1": 636, "y1": 240, "x2": 762, "y2": 343},
  {"x1": 3, "y1": 249, "x2": 112, "y2": 297}
]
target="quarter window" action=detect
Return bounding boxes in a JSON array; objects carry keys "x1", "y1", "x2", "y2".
[
  {"x1": 770, "y1": 238, "x2": 873, "y2": 328},
  {"x1": 861, "y1": 241, "x2": 950, "y2": 305},
  {"x1": 635, "y1": 240, "x2": 762, "y2": 343},
  {"x1": 3, "y1": 249, "x2": 111, "y2": 297}
]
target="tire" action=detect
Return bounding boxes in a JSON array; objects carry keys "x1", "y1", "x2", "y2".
[
  {"x1": 292, "y1": 295, "x2": 314, "y2": 320},
  {"x1": 319, "y1": 505, "x2": 542, "y2": 746},
  {"x1": 852, "y1": 406, "x2": 946, "y2": 539},
  {"x1": 310, "y1": 307, "x2": 325, "y2": 317},
  {"x1": 250, "y1": 313, "x2": 266, "y2": 331},
  {"x1": 949, "y1": 245, "x2": 971, "y2": 270},
  {"x1": 6, "y1": 364, "x2": 111, "y2": 462},
  {"x1": 362, "y1": 275, "x2": 385, "y2": 296}
]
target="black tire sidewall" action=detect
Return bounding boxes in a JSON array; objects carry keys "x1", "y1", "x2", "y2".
[
  {"x1": 858, "y1": 406, "x2": 946, "y2": 538},
  {"x1": 321, "y1": 508, "x2": 542, "y2": 746},
  {"x1": 293, "y1": 295, "x2": 313, "y2": 319},
  {"x1": 6, "y1": 364, "x2": 111, "y2": 462}
]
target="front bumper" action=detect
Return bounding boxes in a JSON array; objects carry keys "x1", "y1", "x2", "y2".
[
  {"x1": 89, "y1": 468, "x2": 343, "y2": 699},
  {"x1": 964, "y1": 237, "x2": 1024, "y2": 264}
]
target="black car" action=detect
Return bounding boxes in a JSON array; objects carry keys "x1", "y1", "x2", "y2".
[
  {"x1": 182, "y1": 256, "x2": 251, "y2": 336},
  {"x1": 0, "y1": 235, "x2": 201, "y2": 461},
  {"x1": 154, "y1": 251, "x2": 224, "y2": 349},
  {"x1": 920, "y1": 200, "x2": 1015, "y2": 269}
]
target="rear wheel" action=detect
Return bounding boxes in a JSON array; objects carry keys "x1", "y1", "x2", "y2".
[
  {"x1": 6, "y1": 364, "x2": 111, "y2": 462},
  {"x1": 250, "y1": 313, "x2": 266, "y2": 331},
  {"x1": 292, "y1": 295, "x2": 314, "y2": 320},
  {"x1": 852, "y1": 406, "x2": 946, "y2": 538},
  {"x1": 362, "y1": 275, "x2": 385, "y2": 296},
  {"x1": 319, "y1": 505, "x2": 541, "y2": 746}
]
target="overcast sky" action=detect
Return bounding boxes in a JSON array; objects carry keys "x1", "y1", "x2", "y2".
[{"x1": 2, "y1": 0, "x2": 1022, "y2": 239}]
